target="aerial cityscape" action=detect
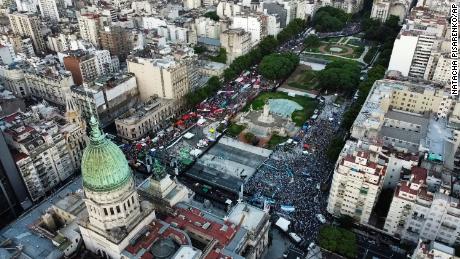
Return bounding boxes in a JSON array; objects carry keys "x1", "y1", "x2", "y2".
[{"x1": 0, "y1": 0, "x2": 457, "y2": 257}]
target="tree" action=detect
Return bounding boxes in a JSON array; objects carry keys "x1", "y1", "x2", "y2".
[
  {"x1": 304, "y1": 35, "x2": 321, "y2": 48},
  {"x1": 259, "y1": 53, "x2": 299, "y2": 80},
  {"x1": 203, "y1": 11, "x2": 219, "y2": 21},
  {"x1": 326, "y1": 137, "x2": 344, "y2": 161},
  {"x1": 338, "y1": 215, "x2": 354, "y2": 229},
  {"x1": 319, "y1": 226, "x2": 358, "y2": 258},
  {"x1": 244, "y1": 132, "x2": 258, "y2": 145},
  {"x1": 210, "y1": 48, "x2": 227, "y2": 64},
  {"x1": 313, "y1": 7, "x2": 349, "y2": 32},
  {"x1": 277, "y1": 19, "x2": 307, "y2": 43},
  {"x1": 193, "y1": 45, "x2": 206, "y2": 54},
  {"x1": 259, "y1": 36, "x2": 278, "y2": 56},
  {"x1": 317, "y1": 60, "x2": 360, "y2": 93}
]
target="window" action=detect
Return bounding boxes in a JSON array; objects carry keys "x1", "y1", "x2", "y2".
[
  {"x1": 127, "y1": 200, "x2": 131, "y2": 207},
  {"x1": 104, "y1": 208, "x2": 108, "y2": 216},
  {"x1": 110, "y1": 207, "x2": 114, "y2": 215},
  {"x1": 116, "y1": 205, "x2": 121, "y2": 213}
]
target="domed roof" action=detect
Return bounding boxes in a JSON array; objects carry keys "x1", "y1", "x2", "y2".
[{"x1": 81, "y1": 116, "x2": 132, "y2": 192}]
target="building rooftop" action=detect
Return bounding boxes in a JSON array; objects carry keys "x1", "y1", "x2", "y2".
[
  {"x1": 116, "y1": 96, "x2": 173, "y2": 125},
  {"x1": 0, "y1": 178, "x2": 82, "y2": 259}
]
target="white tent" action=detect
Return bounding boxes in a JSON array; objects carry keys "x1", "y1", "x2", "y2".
[
  {"x1": 275, "y1": 217, "x2": 291, "y2": 232},
  {"x1": 184, "y1": 132, "x2": 195, "y2": 139}
]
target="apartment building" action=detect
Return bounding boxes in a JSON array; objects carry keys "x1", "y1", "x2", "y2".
[
  {"x1": 70, "y1": 73, "x2": 139, "y2": 127},
  {"x1": 370, "y1": 0, "x2": 411, "y2": 23},
  {"x1": 195, "y1": 17, "x2": 221, "y2": 39},
  {"x1": 383, "y1": 167, "x2": 460, "y2": 246},
  {"x1": 351, "y1": 78, "x2": 456, "y2": 154},
  {"x1": 63, "y1": 50, "x2": 98, "y2": 85},
  {"x1": 388, "y1": 8, "x2": 449, "y2": 78},
  {"x1": 8, "y1": 12, "x2": 46, "y2": 54},
  {"x1": 0, "y1": 103, "x2": 85, "y2": 202},
  {"x1": 411, "y1": 240, "x2": 456, "y2": 259},
  {"x1": 427, "y1": 53, "x2": 451, "y2": 85},
  {"x1": 115, "y1": 96, "x2": 175, "y2": 140},
  {"x1": 231, "y1": 13, "x2": 268, "y2": 46},
  {"x1": 99, "y1": 25, "x2": 131, "y2": 61},
  {"x1": 24, "y1": 58, "x2": 74, "y2": 106},
  {"x1": 38, "y1": 0, "x2": 61, "y2": 22},
  {"x1": 0, "y1": 63, "x2": 29, "y2": 97},
  {"x1": 77, "y1": 12, "x2": 103, "y2": 47},
  {"x1": 320, "y1": 0, "x2": 363, "y2": 14},
  {"x1": 127, "y1": 56, "x2": 192, "y2": 101},
  {"x1": 220, "y1": 29, "x2": 251, "y2": 64},
  {"x1": 327, "y1": 140, "x2": 387, "y2": 224}
]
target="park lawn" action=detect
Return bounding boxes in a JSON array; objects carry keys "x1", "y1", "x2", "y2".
[
  {"x1": 287, "y1": 70, "x2": 319, "y2": 91},
  {"x1": 319, "y1": 225, "x2": 358, "y2": 258},
  {"x1": 347, "y1": 38, "x2": 364, "y2": 46},
  {"x1": 267, "y1": 134, "x2": 289, "y2": 149},
  {"x1": 303, "y1": 53, "x2": 350, "y2": 63},
  {"x1": 364, "y1": 46, "x2": 378, "y2": 64},
  {"x1": 322, "y1": 38, "x2": 340, "y2": 44},
  {"x1": 227, "y1": 123, "x2": 245, "y2": 137},
  {"x1": 246, "y1": 91, "x2": 317, "y2": 126}
]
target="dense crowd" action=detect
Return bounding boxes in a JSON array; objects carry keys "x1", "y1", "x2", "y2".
[
  {"x1": 120, "y1": 67, "x2": 274, "y2": 170},
  {"x1": 246, "y1": 98, "x2": 346, "y2": 243},
  {"x1": 317, "y1": 22, "x2": 362, "y2": 38}
]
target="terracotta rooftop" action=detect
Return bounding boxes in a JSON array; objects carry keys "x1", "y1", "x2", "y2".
[
  {"x1": 164, "y1": 207, "x2": 238, "y2": 247},
  {"x1": 124, "y1": 219, "x2": 190, "y2": 257},
  {"x1": 411, "y1": 167, "x2": 427, "y2": 184}
]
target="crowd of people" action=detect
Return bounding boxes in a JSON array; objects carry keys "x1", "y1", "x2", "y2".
[
  {"x1": 317, "y1": 22, "x2": 362, "y2": 38},
  {"x1": 119, "y1": 66, "x2": 274, "y2": 171},
  {"x1": 246, "y1": 97, "x2": 347, "y2": 244}
]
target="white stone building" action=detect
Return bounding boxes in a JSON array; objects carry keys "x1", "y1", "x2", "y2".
[
  {"x1": 383, "y1": 167, "x2": 460, "y2": 246},
  {"x1": 327, "y1": 140, "x2": 387, "y2": 224}
]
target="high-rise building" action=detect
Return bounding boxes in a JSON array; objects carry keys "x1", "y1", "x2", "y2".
[
  {"x1": 411, "y1": 240, "x2": 456, "y2": 259},
  {"x1": 63, "y1": 50, "x2": 98, "y2": 85},
  {"x1": 77, "y1": 12, "x2": 103, "y2": 47},
  {"x1": 220, "y1": 28, "x2": 251, "y2": 64},
  {"x1": 8, "y1": 12, "x2": 46, "y2": 54},
  {"x1": 231, "y1": 13, "x2": 268, "y2": 46},
  {"x1": 127, "y1": 56, "x2": 192, "y2": 101},
  {"x1": 0, "y1": 130, "x2": 31, "y2": 228},
  {"x1": 99, "y1": 26, "x2": 131, "y2": 61},
  {"x1": 370, "y1": 0, "x2": 412, "y2": 23},
  {"x1": 38, "y1": 0, "x2": 61, "y2": 22},
  {"x1": 383, "y1": 167, "x2": 460, "y2": 246},
  {"x1": 327, "y1": 140, "x2": 387, "y2": 224},
  {"x1": 0, "y1": 103, "x2": 85, "y2": 202},
  {"x1": 387, "y1": 8, "x2": 449, "y2": 78}
]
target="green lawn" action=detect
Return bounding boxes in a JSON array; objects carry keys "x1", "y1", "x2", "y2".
[
  {"x1": 267, "y1": 134, "x2": 288, "y2": 149},
  {"x1": 319, "y1": 226, "x2": 358, "y2": 258},
  {"x1": 244, "y1": 92, "x2": 317, "y2": 126},
  {"x1": 364, "y1": 47, "x2": 378, "y2": 64},
  {"x1": 287, "y1": 70, "x2": 319, "y2": 91},
  {"x1": 347, "y1": 38, "x2": 365, "y2": 46},
  {"x1": 227, "y1": 123, "x2": 245, "y2": 137}
]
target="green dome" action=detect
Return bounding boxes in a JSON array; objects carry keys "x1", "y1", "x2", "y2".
[{"x1": 81, "y1": 116, "x2": 132, "y2": 192}]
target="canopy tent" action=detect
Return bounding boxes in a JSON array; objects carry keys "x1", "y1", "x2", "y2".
[
  {"x1": 281, "y1": 205, "x2": 296, "y2": 212},
  {"x1": 183, "y1": 132, "x2": 195, "y2": 139},
  {"x1": 275, "y1": 217, "x2": 291, "y2": 232}
]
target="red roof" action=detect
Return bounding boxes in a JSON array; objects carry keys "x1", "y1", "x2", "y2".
[
  {"x1": 124, "y1": 219, "x2": 190, "y2": 257},
  {"x1": 411, "y1": 167, "x2": 427, "y2": 184},
  {"x1": 164, "y1": 208, "x2": 237, "y2": 247}
]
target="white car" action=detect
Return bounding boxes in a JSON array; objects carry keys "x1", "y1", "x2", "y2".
[{"x1": 316, "y1": 214, "x2": 326, "y2": 224}]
